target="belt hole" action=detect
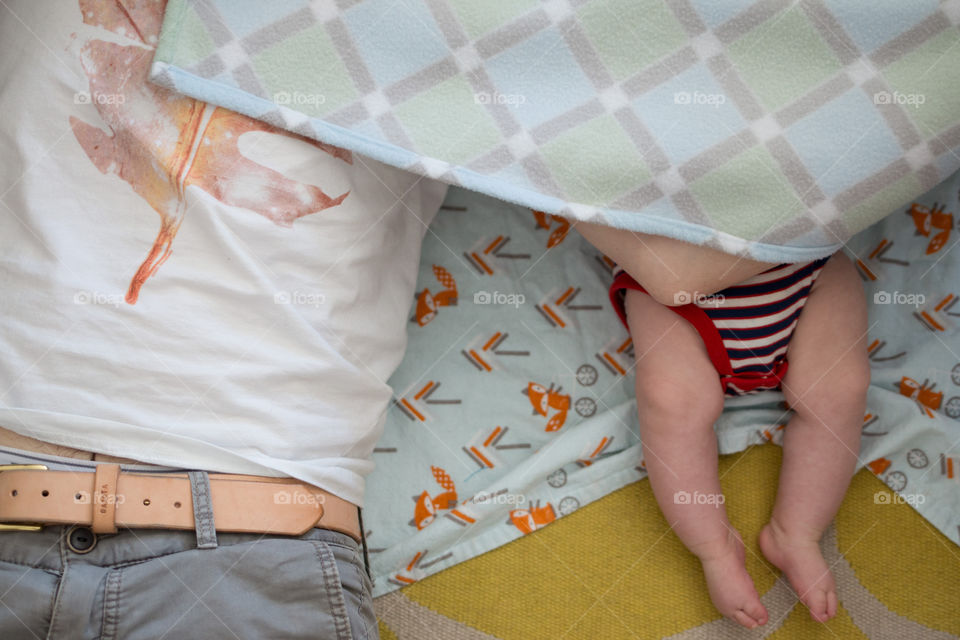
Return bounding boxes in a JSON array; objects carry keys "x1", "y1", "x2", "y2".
[
  {"x1": 10, "y1": 490, "x2": 17, "y2": 497},
  {"x1": 174, "y1": 501, "x2": 182, "y2": 508},
  {"x1": 41, "y1": 490, "x2": 49, "y2": 497},
  {"x1": 143, "y1": 499, "x2": 151, "y2": 506},
  {"x1": 75, "y1": 493, "x2": 82, "y2": 500}
]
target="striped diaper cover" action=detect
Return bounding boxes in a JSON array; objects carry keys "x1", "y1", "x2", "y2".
[{"x1": 608, "y1": 257, "x2": 831, "y2": 396}]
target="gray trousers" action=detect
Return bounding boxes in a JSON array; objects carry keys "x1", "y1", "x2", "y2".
[{"x1": 0, "y1": 449, "x2": 377, "y2": 640}]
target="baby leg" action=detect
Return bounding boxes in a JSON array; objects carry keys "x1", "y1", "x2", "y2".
[
  {"x1": 758, "y1": 252, "x2": 870, "y2": 622},
  {"x1": 624, "y1": 289, "x2": 768, "y2": 629}
]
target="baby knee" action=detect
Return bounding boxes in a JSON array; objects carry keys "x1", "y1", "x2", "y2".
[
  {"x1": 790, "y1": 364, "x2": 870, "y2": 422},
  {"x1": 636, "y1": 373, "x2": 723, "y2": 429}
]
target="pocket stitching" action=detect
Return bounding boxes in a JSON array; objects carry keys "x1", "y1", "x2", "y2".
[
  {"x1": 311, "y1": 541, "x2": 354, "y2": 640},
  {"x1": 100, "y1": 567, "x2": 122, "y2": 640},
  {"x1": 350, "y1": 555, "x2": 374, "y2": 640}
]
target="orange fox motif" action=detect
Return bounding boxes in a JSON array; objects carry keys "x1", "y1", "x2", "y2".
[
  {"x1": 522, "y1": 382, "x2": 571, "y2": 432},
  {"x1": 508, "y1": 500, "x2": 556, "y2": 534},
  {"x1": 413, "y1": 265, "x2": 458, "y2": 326},
  {"x1": 410, "y1": 466, "x2": 458, "y2": 530},
  {"x1": 907, "y1": 202, "x2": 954, "y2": 254},
  {"x1": 532, "y1": 210, "x2": 571, "y2": 248},
  {"x1": 897, "y1": 376, "x2": 943, "y2": 418}
]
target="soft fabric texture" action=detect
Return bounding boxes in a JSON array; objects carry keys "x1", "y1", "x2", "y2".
[
  {"x1": 374, "y1": 445, "x2": 960, "y2": 639},
  {"x1": 360, "y1": 173, "x2": 960, "y2": 597},
  {"x1": 0, "y1": 0, "x2": 447, "y2": 506},
  {"x1": 150, "y1": 0, "x2": 959, "y2": 262}
]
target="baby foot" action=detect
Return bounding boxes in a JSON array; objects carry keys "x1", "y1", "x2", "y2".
[
  {"x1": 692, "y1": 528, "x2": 769, "y2": 629},
  {"x1": 758, "y1": 520, "x2": 837, "y2": 622}
]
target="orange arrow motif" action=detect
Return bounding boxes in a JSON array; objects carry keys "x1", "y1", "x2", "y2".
[{"x1": 70, "y1": 0, "x2": 352, "y2": 303}]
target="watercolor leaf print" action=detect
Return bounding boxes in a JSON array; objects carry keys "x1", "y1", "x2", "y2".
[{"x1": 70, "y1": 0, "x2": 352, "y2": 303}]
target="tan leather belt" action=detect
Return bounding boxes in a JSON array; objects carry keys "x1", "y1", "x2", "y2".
[{"x1": 0, "y1": 429, "x2": 361, "y2": 542}]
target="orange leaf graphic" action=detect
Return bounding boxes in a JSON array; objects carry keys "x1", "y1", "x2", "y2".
[{"x1": 71, "y1": 0, "x2": 352, "y2": 303}]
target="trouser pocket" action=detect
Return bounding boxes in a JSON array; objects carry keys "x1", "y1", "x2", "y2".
[
  {"x1": 101, "y1": 538, "x2": 355, "y2": 640},
  {"x1": 0, "y1": 559, "x2": 59, "y2": 640}
]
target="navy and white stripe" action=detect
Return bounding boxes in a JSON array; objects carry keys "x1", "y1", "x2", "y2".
[
  {"x1": 610, "y1": 257, "x2": 830, "y2": 396},
  {"x1": 700, "y1": 258, "x2": 829, "y2": 380}
]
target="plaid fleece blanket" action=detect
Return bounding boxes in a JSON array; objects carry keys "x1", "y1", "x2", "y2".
[{"x1": 149, "y1": 0, "x2": 960, "y2": 262}]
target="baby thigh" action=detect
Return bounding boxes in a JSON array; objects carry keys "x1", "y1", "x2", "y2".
[
  {"x1": 625, "y1": 289, "x2": 724, "y2": 435},
  {"x1": 624, "y1": 290, "x2": 730, "y2": 546},
  {"x1": 781, "y1": 253, "x2": 871, "y2": 429},
  {"x1": 577, "y1": 221, "x2": 777, "y2": 305}
]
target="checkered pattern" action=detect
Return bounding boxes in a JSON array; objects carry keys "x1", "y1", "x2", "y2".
[{"x1": 150, "y1": 0, "x2": 960, "y2": 261}]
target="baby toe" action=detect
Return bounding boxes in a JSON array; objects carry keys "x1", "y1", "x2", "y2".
[
  {"x1": 732, "y1": 609, "x2": 760, "y2": 629},
  {"x1": 745, "y1": 600, "x2": 769, "y2": 626},
  {"x1": 804, "y1": 588, "x2": 830, "y2": 622}
]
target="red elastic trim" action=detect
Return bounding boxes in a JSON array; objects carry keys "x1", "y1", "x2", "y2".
[
  {"x1": 667, "y1": 303, "x2": 735, "y2": 377},
  {"x1": 720, "y1": 358, "x2": 789, "y2": 393},
  {"x1": 608, "y1": 270, "x2": 643, "y2": 329},
  {"x1": 607, "y1": 270, "x2": 734, "y2": 377}
]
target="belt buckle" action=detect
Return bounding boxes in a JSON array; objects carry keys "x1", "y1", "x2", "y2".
[{"x1": 0, "y1": 464, "x2": 49, "y2": 531}]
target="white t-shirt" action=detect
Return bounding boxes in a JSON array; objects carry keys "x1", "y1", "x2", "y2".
[{"x1": 0, "y1": 1, "x2": 447, "y2": 506}]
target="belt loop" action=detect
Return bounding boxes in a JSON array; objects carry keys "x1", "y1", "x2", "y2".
[
  {"x1": 188, "y1": 471, "x2": 218, "y2": 549},
  {"x1": 91, "y1": 463, "x2": 120, "y2": 534}
]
